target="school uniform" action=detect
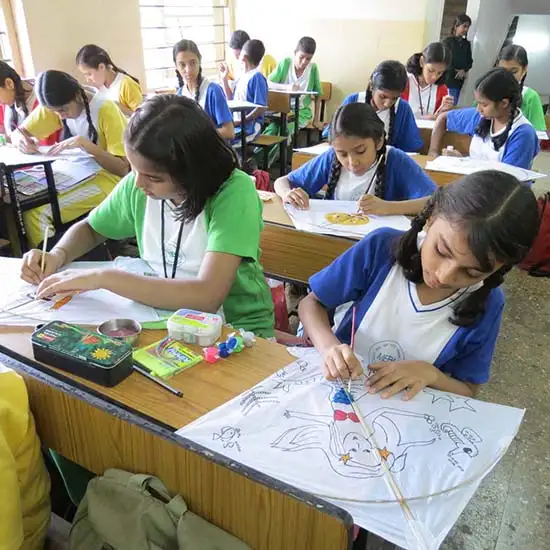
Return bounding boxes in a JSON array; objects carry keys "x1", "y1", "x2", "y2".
[
  {"x1": 521, "y1": 86, "x2": 546, "y2": 132},
  {"x1": 177, "y1": 77, "x2": 233, "y2": 129},
  {"x1": 310, "y1": 228, "x2": 504, "y2": 384},
  {"x1": 21, "y1": 88, "x2": 128, "y2": 246},
  {"x1": 98, "y1": 72, "x2": 143, "y2": 113},
  {"x1": 231, "y1": 68, "x2": 268, "y2": 145},
  {"x1": 228, "y1": 53, "x2": 277, "y2": 81},
  {"x1": 324, "y1": 95, "x2": 423, "y2": 153},
  {"x1": 0, "y1": 365, "x2": 50, "y2": 550},
  {"x1": 87, "y1": 168, "x2": 275, "y2": 337},
  {"x1": 401, "y1": 73, "x2": 449, "y2": 117},
  {"x1": 446, "y1": 107, "x2": 540, "y2": 168},
  {"x1": 288, "y1": 146, "x2": 436, "y2": 201}
]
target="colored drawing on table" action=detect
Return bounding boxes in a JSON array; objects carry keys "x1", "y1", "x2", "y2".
[
  {"x1": 177, "y1": 351, "x2": 524, "y2": 549},
  {"x1": 324, "y1": 212, "x2": 370, "y2": 226}
]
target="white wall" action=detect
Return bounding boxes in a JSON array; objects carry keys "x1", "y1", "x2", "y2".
[
  {"x1": 510, "y1": 0, "x2": 550, "y2": 14},
  {"x1": 514, "y1": 15, "x2": 550, "y2": 98},
  {"x1": 233, "y1": 0, "x2": 430, "y2": 115},
  {"x1": 423, "y1": 0, "x2": 445, "y2": 44},
  {"x1": 460, "y1": 0, "x2": 514, "y2": 105}
]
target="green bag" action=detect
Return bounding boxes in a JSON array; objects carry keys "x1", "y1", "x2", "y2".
[{"x1": 69, "y1": 468, "x2": 250, "y2": 550}]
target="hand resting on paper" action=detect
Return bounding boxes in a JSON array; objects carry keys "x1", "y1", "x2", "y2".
[
  {"x1": 441, "y1": 147, "x2": 463, "y2": 158},
  {"x1": 322, "y1": 343, "x2": 363, "y2": 381},
  {"x1": 35, "y1": 268, "x2": 105, "y2": 299},
  {"x1": 48, "y1": 136, "x2": 90, "y2": 156},
  {"x1": 21, "y1": 248, "x2": 67, "y2": 285},
  {"x1": 358, "y1": 195, "x2": 394, "y2": 216},
  {"x1": 11, "y1": 129, "x2": 39, "y2": 154},
  {"x1": 365, "y1": 360, "x2": 440, "y2": 400},
  {"x1": 283, "y1": 187, "x2": 310, "y2": 209}
]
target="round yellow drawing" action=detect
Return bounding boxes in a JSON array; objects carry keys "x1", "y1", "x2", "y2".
[
  {"x1": 91, "y1": 348, "x2": 112, "y2": 361},
  {"x1": 324, "y1": 212, "x2": 370, "y2": 226}
]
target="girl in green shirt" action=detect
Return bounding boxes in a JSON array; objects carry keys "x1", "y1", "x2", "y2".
[
  {"x1": 20, "y1": 95, "x2": 275, "y2": 338},
  {"x1": 498, "y1": 45, "x2": 546, "y2": 131}
]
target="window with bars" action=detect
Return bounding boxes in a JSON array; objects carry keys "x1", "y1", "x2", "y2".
[
  {"x1": 0, "y1": 5, "x2": 13, "y2": 66},
  {"x1": 139, "y1": 0, "x2": 230, "y2": 91}
]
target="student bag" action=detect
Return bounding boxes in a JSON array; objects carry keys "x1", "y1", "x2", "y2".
[
  {"x1": 69, "y1": 468, "x2": 250, "y2": 550},
  {"x1": 519, "y1": 192, "x2": 550, "y2": 277}
]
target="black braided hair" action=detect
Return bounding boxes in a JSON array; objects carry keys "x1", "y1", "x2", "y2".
[
  {"x1": 36, "y1": 70, "x2": 98, "y2": 144},
  {"x1": 373, "y1": 142, "x2": 387, "y2": 199},
  {"x1": 125, "y1": 95, "x2": 238, "y2": 223},
  {"x1": 498, "y1": 44, "x2": 529, "y2": 95},
  {"x1": 173, "y1": 39, "x2": 203, "y2": 100},
  {"x1": 365, "y1": 60, "x2": 407, "y2": 146},
  {"x1": 326, "y1": 102, "x2": 386, "y2": 200},
  {"x1": 76, "y1": 44, "x2": 140, "y2": 84},
  {"x1": 395, "y1": 170, "x2": 539, "y2": 327},
  {"x1": 0, "y1": 61, "x2": 29, "y2": 131},
  {"x1": 195, "y1": 67, "x2": 203, "y2": 103},
  {"x1": 474, "y1": 68, "x2": 522, "y2": 151}
]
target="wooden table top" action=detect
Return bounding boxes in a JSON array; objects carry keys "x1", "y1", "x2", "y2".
[{"x1": 0, "y1": 326, "x2": 293, "y2": 430}]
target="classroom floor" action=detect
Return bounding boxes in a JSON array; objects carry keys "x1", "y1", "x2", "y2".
[{"x1": 366, "y1": 154, "x2": 550, "y2": 549}]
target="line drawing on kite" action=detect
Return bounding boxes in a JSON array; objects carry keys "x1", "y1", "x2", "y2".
[
  {"x1": 272, "y1": 363, "x2": 324, "y2": 393},
  {"x1": 423, "y1": 388, "x2": 477, "y2": 413},
  {"x1": 239, "y1": 389, "x2": 280, "y2": 416},
  {"x1": 213, "y1": 426, "x2": 242, "y2": 452},
  {"x1": 271, "y1": 384, "x2": 483, "y2": 478}
]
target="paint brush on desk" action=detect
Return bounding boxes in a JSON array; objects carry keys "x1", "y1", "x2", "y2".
[
  {"x1": 133, "y1": 362, "x2": 183, "y2": 398},
  {"x1": 348, "y1": 305, "x2": 357, "y2": 393},
  {"x1": 40, "y1": 227, "x2": 48, "y2": 273}
]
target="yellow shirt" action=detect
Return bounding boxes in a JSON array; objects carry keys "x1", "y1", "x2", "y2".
[
  {"x1": 22, "y1": 95, "x2": 127, "y2": 189},
  {"x1": 228, "y1": 52, "x2": 277, "y2": 80},
  {"x1": 0, "y1": 365, "x2": 50, "y2": 550},
  {"x1": 101, "y1": 72, "x2": 143, "y2": 113}
]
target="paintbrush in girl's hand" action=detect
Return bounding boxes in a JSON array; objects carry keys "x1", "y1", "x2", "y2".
[{"x1": 348, "y1": 305, "x2": 357, "y2": 393}]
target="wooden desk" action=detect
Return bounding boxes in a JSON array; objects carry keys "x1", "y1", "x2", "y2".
[
  {"x1": 261, "y1": 196, "x2": 355, "y2": 284},
  {"x1": 418, "y1": 128, "x2": 471, "y2": 156},
  {"x1": 0, "y1": 327, "x2": 351, "y2": 549},
  {"x1": 291, "y1": 152, "x2": 460, "y2": 187}
]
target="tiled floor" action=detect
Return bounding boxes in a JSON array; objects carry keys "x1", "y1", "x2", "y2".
[{"x1": 367, "y1": 152, "x2": 550, "y2": 550}]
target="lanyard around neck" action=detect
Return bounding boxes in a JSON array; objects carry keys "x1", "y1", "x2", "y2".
[
  {"x1": 160, "y1": 200, "x2": 186, "y2": 280},
  {"x1": 416, "y1": 77, "x2": 432, "y2": 116}
]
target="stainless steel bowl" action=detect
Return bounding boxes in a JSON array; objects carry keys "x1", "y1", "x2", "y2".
[{"x1": 97, "y1": 318, "x2": 142, "y2": 347}]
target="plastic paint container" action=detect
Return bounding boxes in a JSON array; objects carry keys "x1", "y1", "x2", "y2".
[{"x1": 167, "y1": 309, "x2": 223, "y2": 346}]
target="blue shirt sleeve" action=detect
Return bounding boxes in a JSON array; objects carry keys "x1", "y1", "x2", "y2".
[
  {"x1": 287, "y1": 149, "x2": 334, "y2": 195},
  {"x1": 392, "y1": 100, "x2": 423, "y2": 152},
  {"x1": 205, "y1": 83, "x2": 233, "y2": 127},
  {"x1": 248, "y1": 73, "x2": 268, "y2": 107},
  {"x1": 446, "y1": 107, "x2": 481, "y2": 136},
  {"x1": 436, "y1": 289, "x2": 504, "y2": 384},
  {"x1": 502, "y1": 124, "x2": 540, "y2": 169},
  {"x1": 384, "y1": 148, "x2": 437, "y2": 200},
  {"x1": 309, "y1": 228, "x2": 399, "y2": 309}
]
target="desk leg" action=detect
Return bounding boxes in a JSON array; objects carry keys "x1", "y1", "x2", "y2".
[
  {"x1": 280, "y1": 113, "x2": 288, "y2": 176},
  {"x1": 293, "y1": 97, "x2": 300, "y2": 148},
  {"x1": 240, "y1": 111, "x2": 248, "y2": 167},
  {"x1": 4, "y1": 166, "x2": 28, "y2": 253},
  {"x1": 44, "y1": 162, "x2": 62, "y2": 235}
]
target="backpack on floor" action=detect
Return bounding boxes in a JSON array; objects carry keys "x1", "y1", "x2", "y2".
[
  {"x1": 69, "y1": 468, "x2": 250, "y2": 550},
  {"x1": 519, "y1": 192, "x2": 550, "y2": 277}
]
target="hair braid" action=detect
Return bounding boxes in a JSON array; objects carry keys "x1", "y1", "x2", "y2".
[
  {"x1": 325, "y1": 154, "x2": 342, "y2": 200},
  {"x1": 519, "y1": 73, "x2": 526, "y2": 95},
  {"x1": 175, "y1": 69, "x2": 184, "y2": 90},
  {"x1": 195, "y1": 67, "x2": 203, "y2": 104},
  {"x1": 373, "y1": 142, "x2": 387, "y2": 199},
  {"x1": 387, "y1": 105, "x2": 396, "y2": 145},
  {"x1": 8, "y1": 78, "x2": 29, "y2": 132},
  {"x1": 79, "y1": 88, "x2": 98, "y2": 144},
  {"x1": 451, "y1": 266, "x2": 511, "y2": 327},
  {"x1": 365, "y1": 85, "x2": 373, "y2": 106},
  {"x1": 395, "y1": 195, "x2": 437, "y2": 282},
  {"x1": 492, "y1": 95, "x2": 518, "y2": 151}
]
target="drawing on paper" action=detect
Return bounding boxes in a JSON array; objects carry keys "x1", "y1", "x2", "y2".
[
  {"x1": 324, "y1": 212, "x2": 370, "y2": 226},
  {"x1": 423, "y1": 388, "x2": 477, "y2": 413},
  {"x1": 177, "y1": 352, "x2": 524, "y2": 549},
  {"x1": 212, "y1": 426, "x2": 242, "y2": 452}
]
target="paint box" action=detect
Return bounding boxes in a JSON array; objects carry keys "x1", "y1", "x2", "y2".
[
  {"x1": 167, "y1": 309, "x2": 223, "y2": 346},
  {"x1": 31, "y1": 321, "x2": 133, "y2": 387}
]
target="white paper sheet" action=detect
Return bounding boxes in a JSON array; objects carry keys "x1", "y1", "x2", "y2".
[
  {"x1": 425, "y1": 156, "x2": 546, "y2": 182},
  {"x1": 285, "y1": 199, "x2": 411, "y2": 238},
  {"x1": 0, "y1": 146, "x2": 59, "y2": 167},
  {"x1": 0, "y1": 258, "x2": 160, "y2": 326},
  {"x1": 415, "y1": 119, "x2": 436, "y2": 130},
  {"x1": 294, "y1": 142, "x2": 331, "y2": 156},
  {"x1": 177, "y1": 350, "x2": 524, "y2": 549}
]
